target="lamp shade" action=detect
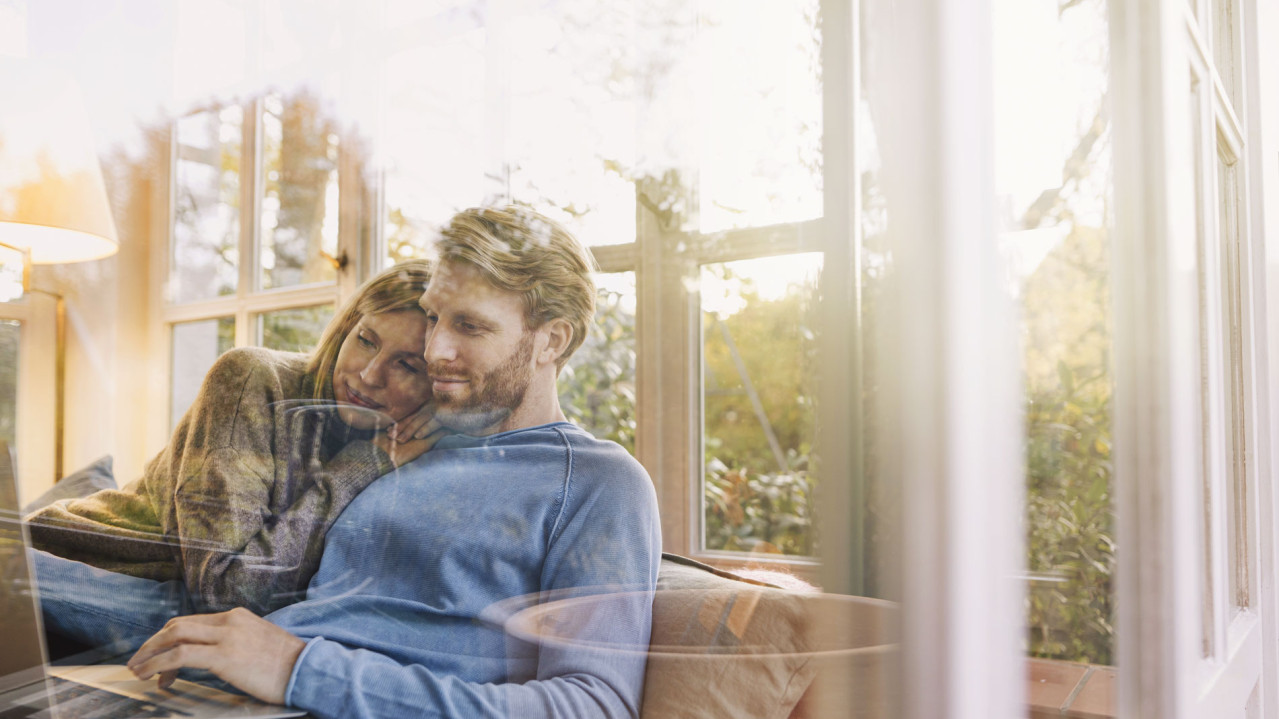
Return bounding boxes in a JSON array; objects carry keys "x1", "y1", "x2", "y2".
[{"x1": 0, "y1": 58, "x2": 118, "y2": 264}]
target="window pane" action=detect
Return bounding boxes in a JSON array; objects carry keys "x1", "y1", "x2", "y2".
[
  {"x1": 993, "y1": 0, "x2": 1115, "y2": 666},
  {"x1": 172, "y1": 106, "x2": 241, "y2": 303},
  {"x1": 170, "y1": 317, "x2": 235, "y2": 430},
  {"x1": 694, "y1": 0, "x2": 822, "y2": 233},
  {"x1": 0, "y1": 320, "x2": 17, "y2": 447},
  {"x1": 382, "y1": 32, "x2": 489, "y2": 265},
  {"x1": 503, "y1": 3, "x2": 637, "y2": 247},
  {"x1": 701, "y1": 253, "x2": 821, "y2": 556},
  {"x1": 260, "y1": 90, "x2": 341, "y2": 290},
  {"x1": 259, "y1": 304, "x2": 335, "y2": 353},
  {"x1": 560, "y1": 272, "x2": 636, "y2": 454}
]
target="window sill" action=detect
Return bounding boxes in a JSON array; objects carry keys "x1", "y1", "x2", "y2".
[{"x1": 1027, "y1": 658, "x2": 1116, "y2": 719}]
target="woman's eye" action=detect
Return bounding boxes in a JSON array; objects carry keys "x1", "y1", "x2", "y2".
[
  {"x1": 358, "y1": 334, "x2": 375, "y2": 348},
  {"x1": 425, "y1": 314, "x2": 438, "y2": 325},
  {"x1": 400, "y1": 360, "x2": 422, "y2": 374}
]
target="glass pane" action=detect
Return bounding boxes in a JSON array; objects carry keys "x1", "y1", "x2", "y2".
[
  {"x1": 260, "y1": 90, "x2": 341, "y2": 290},
  {"x1": 0, "y1": 320, "x2": 17, "y2": 447},
  {"x1": 382, "y1": 32, "x2": 489, "y2": 265},
  {"x1": 258, "y1": 304, "x2": 335, "y2": 353},
  {"x1": 170, "y1": 317, "x2": 235, "y2": 430},
  {"x1": 701, "y1": 253, "x2": 821, "y2": 556},
  {"x1": 694, "y1": 0, "x2": 822, "y2": 234},
  {"x1": 993, "y1": 0, "x2": 1115, "y2": 667},
  {"x1": 503, "y1": 3, "x2": 637, "y2": 247},
  {"x1": 560, "y1": 272, "x2": 636, "y2": 454},
  {"x1": 172, "y1": 105, "x2": 242, "y2": 304}
]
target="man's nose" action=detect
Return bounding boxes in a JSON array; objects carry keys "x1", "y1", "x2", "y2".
[{"x1": 423, "y1": 326, "x2": 457, "y2": 364}]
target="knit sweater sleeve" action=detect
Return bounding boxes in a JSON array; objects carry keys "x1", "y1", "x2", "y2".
[{"x1": 167, "y1": 349, "x2": 394, "y2": 615}]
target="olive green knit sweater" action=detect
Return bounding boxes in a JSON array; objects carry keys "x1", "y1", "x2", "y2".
[{"x1": 25, "y1": 347, "x2": 395, "y2": 615}]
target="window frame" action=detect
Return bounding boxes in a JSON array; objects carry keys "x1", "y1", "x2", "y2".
[{"x1": 149, "y1": 91, "x2": 362, "y2": 448}]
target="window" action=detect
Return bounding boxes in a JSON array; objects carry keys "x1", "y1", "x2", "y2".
[
  {"x1": 163, "y1": 85, "x2": 354, "y2": 432},
  {"x1": 367, "y1": 0, "x2": 824, "y2": 567}
]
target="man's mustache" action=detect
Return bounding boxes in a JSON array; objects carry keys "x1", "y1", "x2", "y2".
[{"x1": 427, "y1": 364, "x2": 470, "y2": 380}]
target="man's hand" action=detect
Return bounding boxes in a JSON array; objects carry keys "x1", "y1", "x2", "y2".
[{"x1": 126, "y1": 608, "x2": 305, "y2": 705}]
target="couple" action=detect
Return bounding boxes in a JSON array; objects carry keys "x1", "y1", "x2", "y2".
[{"x1": 25, "y1": 206, "x2": 661, "y2": 718}]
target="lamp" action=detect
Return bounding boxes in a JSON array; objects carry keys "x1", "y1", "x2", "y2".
[{"x1": 0, "y1": 57, "x2": 120, "y2": 482}]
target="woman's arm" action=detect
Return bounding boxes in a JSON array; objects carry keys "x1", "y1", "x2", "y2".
[{"x1": 161, "y1": 349, "x2": 393, "y2": 615}]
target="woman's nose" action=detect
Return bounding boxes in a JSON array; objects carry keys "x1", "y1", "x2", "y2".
[{"x1": 360, "y1": 357, "x2": 387, "y2": 387}]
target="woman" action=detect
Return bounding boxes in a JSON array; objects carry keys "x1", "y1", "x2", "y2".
[{"x1": 25, "y1": 260, "x2": 439, "y2": 617}]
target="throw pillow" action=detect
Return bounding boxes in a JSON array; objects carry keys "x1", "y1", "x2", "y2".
[{"x1": 20, "y1": 455, "x2": 116, "y2": 515}]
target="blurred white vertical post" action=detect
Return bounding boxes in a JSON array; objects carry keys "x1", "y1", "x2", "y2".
[
  {"x1": 870, "y1": 0, "x2": 1025, "y2": 716},
  {"x1": 816, "y1": 0, "x2": 863, "y2": 598},
  {"x1": 1109, "y1": 0, "x2": 1200, "y2": 716}
]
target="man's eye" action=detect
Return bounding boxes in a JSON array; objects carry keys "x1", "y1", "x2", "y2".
[
  {"x1": 459, "y1": 322, "x2": 479, "y2": 333},
  {"x1": 425, "y1": 314, "x2": 438, "y2": 325}
]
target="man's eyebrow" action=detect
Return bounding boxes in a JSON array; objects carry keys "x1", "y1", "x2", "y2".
[{"x1": 453, "y1": 312, "x2": 497, "y2": 329}]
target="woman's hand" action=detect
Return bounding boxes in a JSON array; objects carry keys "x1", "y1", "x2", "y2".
[
  {"x1": 387, "y1": 403, "x2": 440, "y2": 443},
  {"x1": 373, "y1": 412, "x2": 450, "y2": 468},
  {"x1": 127, "y1": 608, "x2": 305, "y2": 705}
]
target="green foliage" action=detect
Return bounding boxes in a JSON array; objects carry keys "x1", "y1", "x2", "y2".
[
  {"x1": 701, "y1": 265, "x2": 819, "y2": 556},
  {"x1": 1021, "y1": 211, "x2": 1115, "y2": 666},
  {"x1": 704, "y1": 452, "x2": 815, "y2": 556},
  {"x1": 1025, "y1": 361, "x2": 1114, "y2": 665},
  {"x1": 559, "y1": 282, "x2": 637, "y2": 455}
]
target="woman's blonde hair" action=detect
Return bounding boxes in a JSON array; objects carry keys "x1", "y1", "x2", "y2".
[
  {"x1": 436, "y1": 205, "x2": 596, "y2": 368},
  {"x1": 306, "y1": 259, "x2": 433, "y2": 400}
]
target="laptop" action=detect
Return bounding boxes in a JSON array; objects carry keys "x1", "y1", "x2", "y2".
[{"x1": 0, "y1": 441, "x2": 306, "y2": 718}]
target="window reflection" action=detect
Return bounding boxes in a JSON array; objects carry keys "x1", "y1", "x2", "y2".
[
  {"x1": 172, "y1": 106, "x2": 242, "y2": 304},
  {"x1": 259, "y1": 90, "x2": 341, "y2": 291},
  {"x1": 382, "y1": 33, "x2": 488, "y2": 264}
]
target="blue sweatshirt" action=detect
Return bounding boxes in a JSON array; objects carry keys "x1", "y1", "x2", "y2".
[{"x1": 267, "y1": 422, "x2": 661, "y2": 719}]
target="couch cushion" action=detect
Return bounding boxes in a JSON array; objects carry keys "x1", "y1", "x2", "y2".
[
  {"x1": 640, "y1": 554, "x2": 817, "y2": 719},
  {"x1": 21, "y1": 455, "x2": 116, "y2": 515}
]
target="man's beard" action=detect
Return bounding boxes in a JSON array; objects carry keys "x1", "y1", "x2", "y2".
[{"x1": 430, "y1": 332, "x2": 535, "y2": 434}]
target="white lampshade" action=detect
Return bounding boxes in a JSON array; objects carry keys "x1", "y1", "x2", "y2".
[{"x1": 0, "y1": 57, "x2": 118, "y2": 264}]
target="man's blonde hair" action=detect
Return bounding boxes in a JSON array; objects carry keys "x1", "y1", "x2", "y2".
[
  {"x1": 307, "y1": 259, "x2": 433, "y2": 400},
  {"x1": 436, "y1": 205, "x2": 596, "y2": 368}
]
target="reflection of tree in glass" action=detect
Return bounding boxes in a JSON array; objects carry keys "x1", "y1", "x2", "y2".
[
  {"x1": 262, "y1": 90, "x2": 340, "y2": 289},
  {"x1": 173, "y1": 107, "x2": 241, "y2": 300}
]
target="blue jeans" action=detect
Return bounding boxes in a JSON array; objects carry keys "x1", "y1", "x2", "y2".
[{"x1": 30, "y1": 548, "x2": 192, "y2": 654}]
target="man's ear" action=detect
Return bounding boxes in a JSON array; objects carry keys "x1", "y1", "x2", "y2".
[{"x1": 538, "y1": 318, "x2": 573, "y2": 366}]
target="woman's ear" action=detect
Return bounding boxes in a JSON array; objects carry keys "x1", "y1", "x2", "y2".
[{"x1": 538, "y1": 318, "x2": 573, "y2": 366}]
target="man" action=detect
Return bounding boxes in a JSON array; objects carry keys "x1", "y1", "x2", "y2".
[{"x1": 125, "y1": 206, "x2": 661, "y2": 718}]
